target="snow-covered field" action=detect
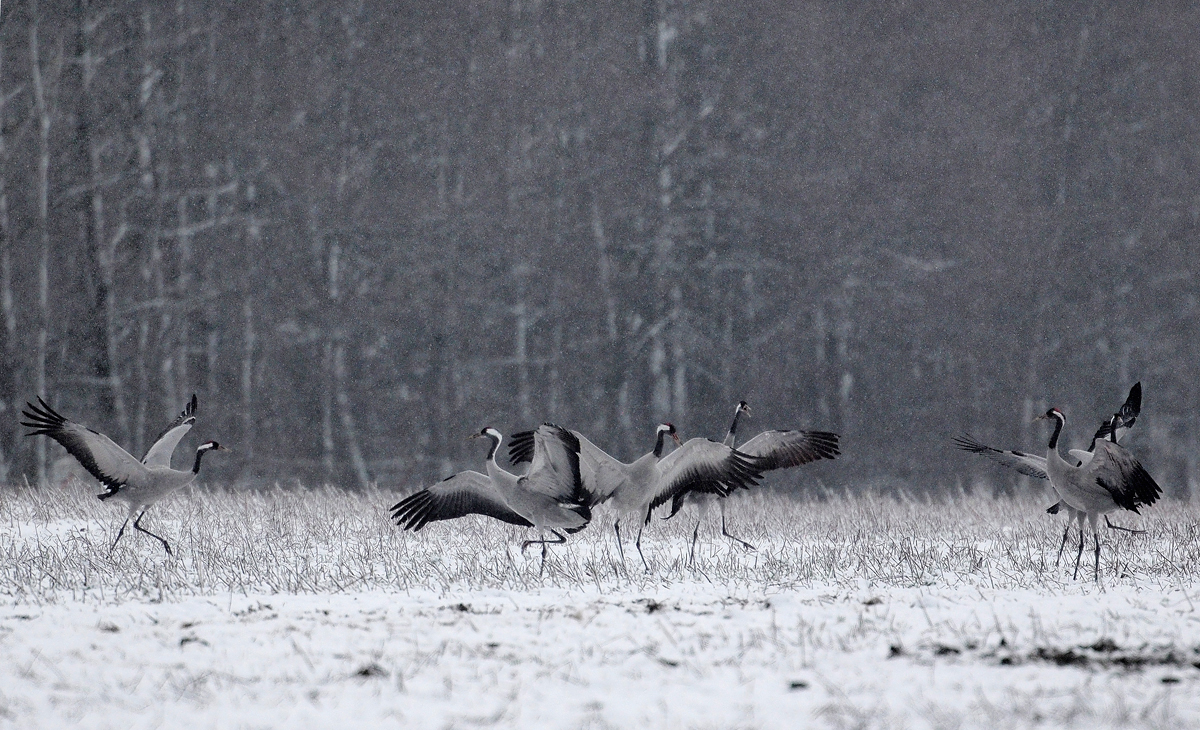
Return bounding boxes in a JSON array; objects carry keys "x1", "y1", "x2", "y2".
[{"x1": 2, "y1": 480, "x2": 1199, "y2": 729}]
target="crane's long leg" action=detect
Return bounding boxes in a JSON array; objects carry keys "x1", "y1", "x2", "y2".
[
  {"x1": 520, "y1": 531, "x2": 567, "y2": 551},
  {"x1": 132, "y1": 510, "x2": 173, "y2": 556},
  {"x1": 1055, "y1": 521, "x2": 1072, "y2": 567},
  {"x1": 1055, "y1": 509, "x2": 1081, "y2": 567},
  {"x1": 1104, "y1": 515, "x2": 1145, "y2": 534},
  {"x1": 520, "y1": 531, "x2": 567, "y2": 577},
  {"x1": 109, "y1": 516, "x2": 132, "y2": 556},
  {"x1": 719, "y1": 501, "x2": 755, "y2": 551},
  {"x1": 613, "y1": 520, "x2": 627, "y2": 564},
  {"x1": 688, "y1": 520, "x2": 700, "y2": 567},
  {"x1": 635, "y1": 524, "x2": 649, "y2": 572},
  {"x1": 1072, "y1": 520, "x2": 1085, "y2": 580},
  {"x1": 1090, "y1": 514, "x2": 1101, "y2": 583}
]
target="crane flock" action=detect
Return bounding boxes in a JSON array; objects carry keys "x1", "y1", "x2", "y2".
[{"x1": 20, "y1": 381, "x2": 1165, "y2": 582}]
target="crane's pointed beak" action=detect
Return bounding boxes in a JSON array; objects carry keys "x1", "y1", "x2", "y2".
[
  {"x1": 218, "y1": 445, "x2": 231, "y2": 452},
  {"x1": 467, "y1": 433, "x2": 482, "y2": 440},
  {"x1": 671, "y1": 432, "x2": 683, "y2": 446}
]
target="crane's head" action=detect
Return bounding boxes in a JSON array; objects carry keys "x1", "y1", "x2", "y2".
[
  {"x1": 469, "y1": 427, "x2": 503, "y2": 442},
  {"x1": 657, "y1": 422, "x2": 683, "y2": 446},
  {"x1": 1034, "y1": 408, "x2": 1065, "y2": 424},
  {"x1": 470, "y1": 427, "x2": 503, "y2": 460},
  {"x1": 198, "y1": 440, "x2": 230, "y2": 452},
  {"x1": 736, "y1": 401, "x2": 751, "y2": 416}
]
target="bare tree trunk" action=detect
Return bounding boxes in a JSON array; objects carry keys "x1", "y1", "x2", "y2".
[
  {"x1": 321, "y1": 338, "x2": 335, "y2": 482},
  {"x1": 131, "y1": 12, "x2": 158, "y2": 459},
  {"x1": 647, "y1": 0, "x2": 683, "y2": 426},
  {"x1": 30, "y1": 16, "x2": 57, "y2": 486},
  {"x1": 76, "y1": 4, "x2": 132, "y2": 446},
  {"x1": 433, "y1": 281, "x2": 460, "y2": 478},
  {"x1": 153, "y1": 188, "x2": 174, "y2": 430},
  {"x1": 333, "y1": 339, "x2": 370, "y2": 489},
  {"x1": 175, "y1": 193, "x2": 192, "y2": 408},
  {"x1": 513, "y1": 300, "x2": 532, "y2": 424},
  {"x1": 240, "y1": 195, "x2": 260, "y2": 478},
  {"x1": 322, "y1": 232, "x2": 370, "y2": 489},
  {"x1": 239, "y1": 298, "x2": 254, "y2": 466},
  {"x1": 670, "y1": 283, "x2": 686, "y2": 420},
  {"x1": 134, "y1": 317, "x2": 150, "y2": 458},
  {"x1": 0, "y1": 34, "x2": 19, "y2": 484},
  {"x1": 590, "y1": 195, "x2": 631, "y2": 445}
]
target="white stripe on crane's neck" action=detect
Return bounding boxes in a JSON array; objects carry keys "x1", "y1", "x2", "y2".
[
  {"x1": 654, "y1": 424, "x2": 673, "y2": 458},
  {"x1": 1046, "y1": 409, "x2": 1066, "y2": 450},
  {"x1": 483, "y1": 428, "x2": 503, "y2": 462}
]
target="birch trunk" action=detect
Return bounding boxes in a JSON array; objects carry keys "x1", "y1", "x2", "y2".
[
  {"x1": 175, "y1": 194, "x2": 192, "y2": 408},
  {"x1": 333, "y1": 339, "x2": 370, "y2": 489},
  {"x1": 240, "y1": 199, "x2": 260, "y2": 475},
  {"x1": 78, "y1": 8, "x2": 131, "y2": 444},
  {"x1": 30, "y1": 17, "x2": 55, "y2": 485},
  {"x1": 0, "y1": 36, "x2": 16, "y2": 484}
]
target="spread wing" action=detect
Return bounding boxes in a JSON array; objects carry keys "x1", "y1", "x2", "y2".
[
  {"x1": 568, "y1": 432, "x2": 632, "y2": 505},
  {"x1": 1087, "y1": 439, "x2": 1161, "y2": 513},
  {"x1": 737, "y1": 429, "x2": 840, "y2": 470},
  {"x1": 21, "y1": 397, "x2": 148, "y2": 492},
  {"x1": 520, "y1": 423, "x2": 585, "y2": 503},
  {"x1": 507, "y1": 429, "x2": 538, "y2": 468},
  {"x1": 142, "y1": 394, "x2": 198, "y2": 467},
  {"x1": 645, "y1": 438, "x2": 764, "y2": 522},
  {"x1": 389, "y1": 471, "x2": 533, "y2": 531},
  {"x1": 1066, "y1": 449, "x2": 1094, "y2": 468},
  {"x1": 953, "y1": 435, "x2": 1049, "y2": 480},
  {"x1": 1088, "y1": 382, "x2": 1142, "y2": 449},
  {"x1": 511, "y1": 428, "x2": 639, "y2": 505}
]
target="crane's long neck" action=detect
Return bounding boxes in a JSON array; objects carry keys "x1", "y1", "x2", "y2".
[
  {"x1": 653, "y1": 429, "x2": 669, "y2": 458},
  {"x1": 482, "y1": 431, "x2": 512, "y2": 483},
  {"x1": 723, "y1": 407, "x2": 745, "y2": 448},
  {"x1": 192, "y1": 446, "x2": 213, "y2": 474},
  {"x1": 1045, "y1": 413, "x2": 1065, "y2": 456},
  {"x1": 485, "y1": 432, "x2": 502, "y2": 462}
]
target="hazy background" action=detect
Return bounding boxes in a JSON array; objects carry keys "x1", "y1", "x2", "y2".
[{"x1": 0, "y1": 1, "x2": 1196, "y2": 495}]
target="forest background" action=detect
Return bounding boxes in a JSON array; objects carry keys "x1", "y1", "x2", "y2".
[{"x1": 0, "y1": 0, "x2": 1195, "y2": 495}]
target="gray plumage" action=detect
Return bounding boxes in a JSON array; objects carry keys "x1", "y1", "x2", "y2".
[
  {"x1": 142, "y1": 393, "x2": 198, "y2": 469},
  {"x1": 1037, "y1": 407, "x2": 1161, "y2": 581},
  {"x1": 21, "y1": 395, "x2": 226, "y2": 555},
  {"x1": 506, "y1": 422, "x2": 765, "y2": 568},
  {"x1": 954, "y1": 382, "x2": 1141, "y2": 487},
  {"x1": 667, "y1": 401, "x2": 840, "y2": 558},
  {"x1": 953, "y1": 383, "x2": 1143, "y2": 564},
  {"x1": 391, "y1": 425, "x2": 590, "y2": 548}
]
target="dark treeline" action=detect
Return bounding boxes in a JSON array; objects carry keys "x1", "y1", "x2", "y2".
[{"x1": 0, "y1": 1, "x2": 1196, "y2": 495}]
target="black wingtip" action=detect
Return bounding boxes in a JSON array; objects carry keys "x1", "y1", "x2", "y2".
[
  {"x1": 507, "y1": 429, "x2": 537, "y2": 466},
  {"x1": 952, "y1": 434, "x2": 984, "y2": 453}
]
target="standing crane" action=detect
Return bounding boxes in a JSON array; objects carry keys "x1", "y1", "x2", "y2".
[
  {"x1": 954, "y1": 382, "x2": 1142, "y2": 564},
  {"x1": 1033, "y1": 406, "x2": 1160, "y2": 580}
]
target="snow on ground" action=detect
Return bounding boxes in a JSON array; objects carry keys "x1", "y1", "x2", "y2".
[
  {"x1": 2, "y1": 481, "x2": 1200, "y2": 728},
  {"x1": 2, "y1": 584, "x2": 1197, "y2": 729}
]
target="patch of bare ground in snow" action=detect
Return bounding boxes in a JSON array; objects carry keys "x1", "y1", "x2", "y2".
[{"x1": 2, "y1": 480, "x2": 1200, "y2": 728}]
